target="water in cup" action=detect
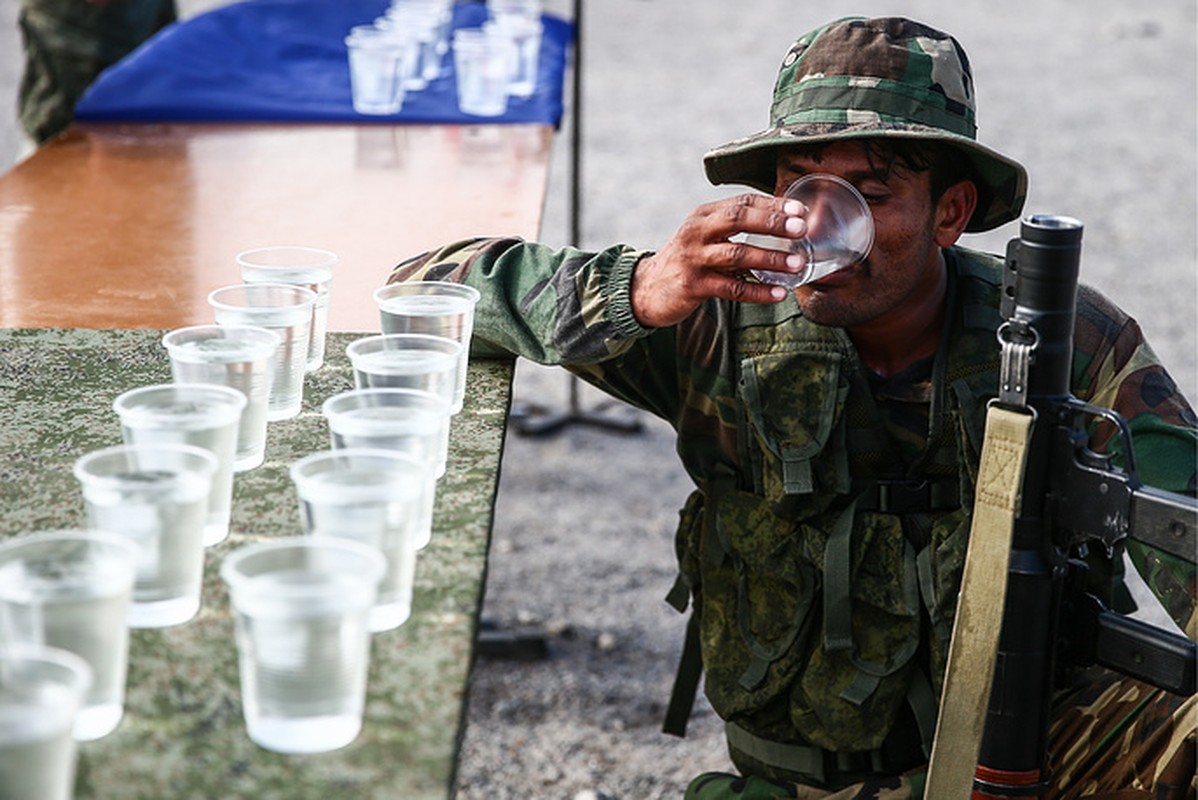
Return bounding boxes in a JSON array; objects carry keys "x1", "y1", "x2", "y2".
[
  {"x1": 162, "y1": 325, "x2": 280, "y2": 472},
  {"x1": 115, "y1": 384, "x2": 245, "y2": 547},
  {"x1": 73, "y1": 444, "x2": 216, "y2": 628},
  {"x1": 346, "y1": 333, "x2": 461, "y2": 413},
  {"x1": 0, "y1": 531, "x2": 135, "y2": 741},
  {"x1": 209, "y1": 283, "x2": 316, "y2": 421},
  {"x1": 236, "y1": 246, "x2": 338, "y2": 372},
  {"x1": 453, "y1": 28, "x2": 511, "y2": 117},
  {"x1": 744, "y1": 173, "x2": 875, "y2": 288},
  {"x1": 345, "y1": 26, "x2": 409, "y2": 115},
  {"x1": 323, "y1": 387, "x2": 451, "y2": 477},
  {"x1": 0, "y1": 645, "x2": 92, "y2": 800},
  {"x1": 373, "y1": 281, "x2": 480, "y2": 414},
  {"x1": 291, "y1": 449, "x2": 429, "y2": 630},
  {"x1": 221, "y1": 537, "x2": 384, "y2": 754}
]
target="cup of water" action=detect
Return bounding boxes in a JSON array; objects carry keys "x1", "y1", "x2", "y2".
[
  {"x1": 345, "y1": 333, "x2": 462, "y2": 413},
  {"x1": 0, "y1": 530, "x2": 136, "y2": 741},
  {"x1": 742, "y1": 173, "x2": 875, "y2": 288},
  {"x1": 291, "y1": 449, "x2": 430, "y2": 630},
  {"x1": 209, "y1": 283, "x2": 317, "y2": 421},
  {"x1": 73, "y1": 443, "x2": 216, "y2": 628},
  {"x1": 372, "y1": 281, "x2": 480, "y2": 414},
  {"x1": 345, "y1": 25, "x2": 410, "y2": 115},
  {"x1": 162, "y1": 324, "x2": 281, "y2": 472},
  {"x1": 0, "y1": 645, "x2": 93, "y2": 800},
  {"x1": 220, "y1": 537, "x2": 385, "y2": 754},
  {"x1": 452, "y1": 27, "x2": 512, "y2": 117},
  {"x1": 236, "y1": 246, "x2": 338, "y2": 373},
  {"x1": 114, "y1": 383, "x2": 245, "y2": 547}
]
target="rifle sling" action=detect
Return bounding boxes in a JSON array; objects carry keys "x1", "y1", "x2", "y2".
[{"x1": 924, "y1": 405, "x2": 1034, "y2": 797}]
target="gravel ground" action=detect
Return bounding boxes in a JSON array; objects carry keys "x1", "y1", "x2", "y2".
[{"x1": 0, "y1": 2, "x2": 1193, "y2": 798}]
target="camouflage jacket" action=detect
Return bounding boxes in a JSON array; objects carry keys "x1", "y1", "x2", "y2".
[{"x1": 389, "y1": 238, "x2": 1197, "y2": 786}]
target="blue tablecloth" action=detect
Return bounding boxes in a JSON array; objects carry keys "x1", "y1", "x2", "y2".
[{"x1": 75, "y1": 0, "x2": 571, "y2": 125}]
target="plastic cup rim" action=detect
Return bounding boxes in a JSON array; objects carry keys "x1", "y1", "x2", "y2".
[
  {"x1": 0, "y1": 528, "x2": 140, "y2": 579},
  {"x1": 345, "y1": 332, "x2": 463, "y2": 358},
  {"x1": 373, "y1": 280, "x2": 481, "y2": 307},
  {"x1": 113, "y1": 382, "x2": 248, "y2": 421},
  {"x1": 207, "y1": 282, "x2": 318, "y2": 313},
  {"x1": 234, "y1": 245, "x2": 339, "y2": 271},
  {"x1": 219, "y1": 535, "x2": 387, "y2": 598},
  {"x1": 322, "y1": 386, "x2": 449, "y2": 417},
  {"x1": 72, "y1": 442, "x2": 219, "y2": 485},
  {"x1": 0, "y1": 643, "x2": 94, "y2": 699}
]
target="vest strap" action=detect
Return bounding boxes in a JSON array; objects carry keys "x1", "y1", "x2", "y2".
[
  {"x1": 662, "y1": 611, "x2": 703, "y2": 737},
  {"x1": 724, "y1": 720, "x2": 887, "y2": 786}
]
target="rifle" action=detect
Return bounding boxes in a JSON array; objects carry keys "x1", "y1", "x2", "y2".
[{"x1": 970, "y1": 215, "x2": 1197, "y2": 797}]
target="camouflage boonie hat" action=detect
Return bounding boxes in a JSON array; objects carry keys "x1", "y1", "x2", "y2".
[{"x1": 703, "y1": 17, "x2": 1028, "y2": 232}]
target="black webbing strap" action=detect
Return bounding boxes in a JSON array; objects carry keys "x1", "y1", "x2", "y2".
[{"x1": 663, "y1": 610, "x2": 702, "y2": 737}]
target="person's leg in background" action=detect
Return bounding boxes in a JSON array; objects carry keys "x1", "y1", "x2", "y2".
[{"x1": 16, "y1": 0, "x2": 176, "y2": 149}]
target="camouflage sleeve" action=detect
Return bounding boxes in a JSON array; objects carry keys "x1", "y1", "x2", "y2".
[
  {"x1": 1069, "y1": 284, "x2": 1198, "y2": 634},
  {"x1": 387, "y1": 237, "x2": 694, "y2": 423}
]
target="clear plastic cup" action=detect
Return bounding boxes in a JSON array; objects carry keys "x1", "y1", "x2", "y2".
[
  {"x1": 161, "y1": 324, "x2": 281, "y2": 472},
  {"x1": 485, "y1": 15, "x2": 542, "y2": 97},
  {"x1": 743, "y1": 173, "x2": 875, "y2": 288},
  {"x1": 73, "y1": 444, "x2": 217, "y2": 628},
  {"x1": 345, "y1": 26, "x2": 409, "y2": 115},
  {"x1": 291, "y1": 449, "x2": 430, "y2": 630},
  {"x1": 236, "y1": 246, "x2": 339, "y2": 372},
  {"x1": 0, "y1": 645, "x2": 92, "y2": 800},
  {"x1": 345, "y1": 333, "x2": 462, "y2": 412},
  {"x1": 208, "y1": 283, "x2": 317, "y2": 421},
  {"x1": 452, "y1": 28, "x2": 512, "y2": 117},
  {"x1": 220, "y1": 537, "x2": 385, "y2": 754},
  {"x1": 322, "y1": 388, "x2": 449, "y2": 550},
  {"x1": 114, "y1": 383, "x2": 245, "y2": 547},
  {"x1": 0, "y1": 530, "x2": 136, "y2": 741},
  {"x1": 372, "y1": 281, "x2": 480, "y2": 414}
]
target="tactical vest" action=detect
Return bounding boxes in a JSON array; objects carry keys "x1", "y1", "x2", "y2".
[{"x1": 665, "y1": 249, "x2": 1007, "y2": 789}]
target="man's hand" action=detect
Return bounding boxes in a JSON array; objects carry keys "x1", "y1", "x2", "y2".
[{"x1": 630, "y1": 194, "x2": 807, "y2": 328}]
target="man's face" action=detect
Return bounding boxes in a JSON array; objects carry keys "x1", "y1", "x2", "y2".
[{"x1": 774, "y1": 141, "x2": 945, "y2": 329}]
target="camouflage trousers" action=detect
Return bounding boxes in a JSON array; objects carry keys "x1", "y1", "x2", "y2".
[
  {"x1": 17, "y1": 0, "x2": 177, "y2": 144},
  {"x1": 686, "y1": 670, "x2": 1195, "y2": 800}
]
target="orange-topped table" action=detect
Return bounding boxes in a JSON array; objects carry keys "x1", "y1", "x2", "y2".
[{"x1": 0, "y1": 121, "x2": 553, "y2": 330}]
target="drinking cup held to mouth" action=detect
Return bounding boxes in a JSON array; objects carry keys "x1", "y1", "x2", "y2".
[
  {"x1": 236, "y1": 246, "x2": 338, "y2": 373},
  {"x1": 345, "y1": 26, "x2": 409, "y2": 116},
  {"x1": 208, "y1": 283, "x2": 316, "y2": 421},
  {"x1": 0, "y1": 645, "x2": 93, "y2": 799},
  {"x1": 742, "y1": 173, "x2": 875, "y2": 288},
  {"x1": 291, "y1": 449, "x2": 430, "y2": 631},
  {"x1": 0, "y1": 530, "x2": 136, "y2": 741},
  {"x1": 220, "y1": 537, "x2": 385, "y2": 754},
  {"x1": 372, "y1": 281, "x2": 480, "y2": 414},
  {"x1": 161, "y1": 324, "x2": 281, "y2": 472},
  {"x1": 345, "y1": 333, "x2": 461, "y2": 412},
  {"x1": 114, "y1": 383, "x2": 245, "y2": 547},
  {"x1": 73, "y1": 444, "x2": 217, "y2": 629}
]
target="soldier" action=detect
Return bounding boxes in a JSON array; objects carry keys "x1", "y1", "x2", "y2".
[
  {"x1": 390, "y1": 16, "x2": 1196, "y2": 799},
  {"x1": 16, "y1": 0, "x2": 176, "y2": 148}
]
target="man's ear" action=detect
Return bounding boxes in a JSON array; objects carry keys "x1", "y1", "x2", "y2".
[{"x1": 933, "y1": 180, "x2": 979, "y2": 248}]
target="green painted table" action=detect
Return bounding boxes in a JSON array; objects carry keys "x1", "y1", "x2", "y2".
[{"x1": 0, "y1": 328, "x2": 514, "y2": 800}]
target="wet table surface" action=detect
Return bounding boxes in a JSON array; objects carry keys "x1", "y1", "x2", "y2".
[
  {"x1": 0, "y1": 121, "x2": 554, "y2": 331},
  {"x1": 0, "y1": 327, "x2": 514, "y2": 799}
]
